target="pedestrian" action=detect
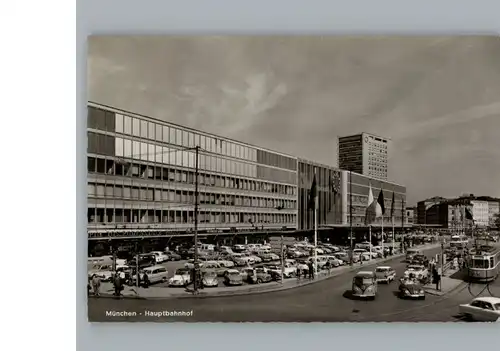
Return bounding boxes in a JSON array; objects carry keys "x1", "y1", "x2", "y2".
[
  {"x1": 113, "y1": 273, "x2": 122, "y2": 296},
  {"x1": 143, "y1": 272, "x2": 150, "y2": 288},
  {"x1": 308, "y1": 261, "x2": 314, "y2": 280},
  {"x1": 119, "y1": 270, "x2": 126, "y2": 283},
  {"x1": 91, "y1": 274, "x2": 101, "y2": 297},
  {"x1": 296, "y1": 263, "x2": 301, "y2": 280}
]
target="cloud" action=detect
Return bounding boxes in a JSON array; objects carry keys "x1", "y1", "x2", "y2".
[{"x1": 88, "y1": 36, "x2": 500, "y2": 204}]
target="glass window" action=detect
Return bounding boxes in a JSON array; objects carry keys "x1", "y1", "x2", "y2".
[
  {"x1": 123, "y1": 139, "x2": 132, "y2": 158},
  {"x1": 200, "y1": 135, "x2": 206, "y2": 150},
  {"x1": 140, "y1": 120, "x2": 148, "y2": 138},
  {"x1": 132, "y1": 140, "x2": 140, "y2": 159},
  {"x1": 155, "y1": 145, "x2": 163, "y2": 164},
  {"x1": 123, "y1": 115, "x2": 132, "y2": 134},
  {"x1": 140, "y1": 142, "x2": 148, "y2": 160},
  {"x1": 87, "y1": 184, "x2": 95, "y2": 196},
  {"x1": 170, "y1": 127, "x2": 176, "y2": 144},
  {"x1": 148, "y1": 122, "x2": 155, "y2": 140},
  {"x1": 182, "y1": 131, "x2": 188, "y2": 147},
  {"x1": 132, "y1": 118, "x2": 140, "y2": 137},
  {"x1": 115, "y1": 114, "x2": 123, "y2": 133},
  {"x1": 155, "y1": 124, "x2": 162, "y2": 141},
  {"x1": 162, "y1": 126, "x2": 169, "y2": 143},
  {"x1": 148, "y1": 144, "x2": 155, "y2": 162},
  {"x1": 176, "y1": 129, "x2": 182, "y2": 146}
]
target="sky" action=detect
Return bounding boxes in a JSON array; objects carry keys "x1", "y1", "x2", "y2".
[{"x1": 88, "y1": 36, "x2": 500, "y2": 206}]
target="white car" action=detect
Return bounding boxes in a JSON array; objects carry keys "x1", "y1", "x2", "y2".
[
  {"x1": 150, "y1": 251, "x2": 168, "y2": 263},
  {"x1": 459, "y1": 297, "x2": 500, "y2": 322},
  {"x1": 403, "y1": 265, "x2": 429, "y2": 281},
  {"x1": 169, "y1": 268, "x2": 192, "y2": 287},
  {"x1": 216, "y1": 258, "x2": 235, "y2": 268},
  {"x1": 201, "y1": 270, "x2": 219, "y2": 287},
  {"x1": 88, "y1": 264, "x2": 114, "y2": 281},
  {"x1": 184, "y1": 260, "x2": 204, "y2": 269},
  {"x1": 132, "y1": 265, "x2": 168, "y2": 284},
  {"x1": 245, "y1": 253, "x2": 262, "y2": 264}
]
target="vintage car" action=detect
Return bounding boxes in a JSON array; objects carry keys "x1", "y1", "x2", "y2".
[
  {"x1": 164, "y1": 251, "x2": 181, "y2": 261},
  {"x1": 88, "y1": 264, "x2": 116, "y2": 281},
  {"x1": 410, "y1": 254, "x2": 429, "y2": 266},
  {"x1": 403, "y1": 264, "x2": 429, "y2": 283},
  {"x1": 351, "y1": 271, "x2": 378, "y2": 299},
  {"x1": 458, "y1": 297, "x2": 500, "y2": 322},
  {"x1": 202, "y1": 261, "x2": 227, "y2": 276},
  {"x1": 231, "y1": 253, "x2": 255, "y2": 266},
  {"x1": 168, "y1": 268, "x2": 191, "y2": 287},
  {"x1": 201, "y1": 270, "x2": 219, "y2": 287},
  {"x1": 223, "y1": 269, "x2": 244, "y2": 286},
  {"x1": 247, "y1": 268, "x2": 273, "y2": 284},
  {"x1": 375, "y1": 266, "x2": 396, "y2": 284},
  {"x1": 398, "y1": 278, "x2": 425, "y2": 299},
  {"x1": 184, "y1": 260, "x2": 205, "y2": 269},
  {"x1": 215, "y1": 257, "x2": 235, "y2": 268},
  {"x1": 240, "y1": 267, "x2": 256, "y2": 282}
]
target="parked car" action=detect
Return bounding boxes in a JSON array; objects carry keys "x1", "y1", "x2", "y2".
[
  {"x1": 133, "y1": 265, "x2": 168, "y2": 285},
  {"x1": 224, "y1": 269, "x2": 243, "y2": 286},
  {"x1": 216, "y1": 257, "x2": 235, "y2": 268},
  {"x1": 169, "y1": 268, "x2": 191, "y2": 287},
  {"x1": 410, "y1": 254, "x2": 429, "y2": 266},
  {"x1": 201, "y1": 270, "x2": 219, "y2": 287},
  {"x1": 165, "y1": 251, "x2": 181, "y2": 261},
  {"x1": 150, "y1": 251, "x2": 169, "y2": 263},
  {"x1": 247, "y1": 268, "x2": 273, "y2": 284},
  {"x1": 375, "y1": 266, "x2": 396, "y2": 284},
  {"x1": 459, "y1": 297, "x2": 500, "y2": 322},
  {"x1": 203, "y1": 261, "x2": 227, "y2": 276}
]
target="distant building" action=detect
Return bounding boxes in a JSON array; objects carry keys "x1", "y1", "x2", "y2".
[
  {"x1": 416, "y1": 197, "x2": 447, "y2": 224},
  {"x1": 338, "y1": 132, "x2": 390, "y2": 181},
  {"x1": 470, "y1": 200, "x2": 489, "y2": 228},
  {"x1": 487, "y1": 201, "x2": 499, "y2": 227}
]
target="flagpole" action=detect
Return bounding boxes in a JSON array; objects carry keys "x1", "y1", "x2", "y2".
[
  {"x1": 314, "y1": 170, "x2": 318, "y2": 277},
  {"x1": 369, "y1": 225, "x2": 372, "y2": 260},
  {"x1": 392, "y1": 213, "x2": 395, "y2": 253}
]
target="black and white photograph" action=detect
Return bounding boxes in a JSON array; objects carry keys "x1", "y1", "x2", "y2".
[{"x1": 87, "y1": 36, "x2": 500, "y2": 322}]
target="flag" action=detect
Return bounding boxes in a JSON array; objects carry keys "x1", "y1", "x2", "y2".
[
  {"x1": 390, "y1": 191, "x2": 395, "y2": 218},
  {"x1": 376, "y1": 189, "x2": 385, "y2": 217},
  {"x1": 365, "y1": 184, "x2": 376, "y2": 225},
  {"x1": 465, "y1": 207, "x2": 474, "y2": 221},
  {"x1": 307, "y1": 174, "x2": 318, "y2": 211}
]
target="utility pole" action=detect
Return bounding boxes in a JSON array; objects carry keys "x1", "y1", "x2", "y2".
[
  {"x1": 193, "y1": 145, "x2": 200, "y2": 293},
  {"x1": 349, "y1": 169, "x2": 353, "y2": 266},
  {"x1": 401, "y1": 198, "x2": 405, "y2": 253}
]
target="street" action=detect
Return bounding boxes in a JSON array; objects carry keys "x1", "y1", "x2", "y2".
[{"x1": 88, "y1": 246, "x2": 500, "y2": 322}]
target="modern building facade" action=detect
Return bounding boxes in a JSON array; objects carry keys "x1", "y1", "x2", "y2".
[
  {"x1": 87, "y1": 102, "x2": 298, "y2": 239},
  {"x1": 405, "y1": 207, "x2": 415, "y2": 226},
  {"x1": 297, "y1": 160, "x2": 343, "y2": 231},
  {"x1": 416, "y1": 197, "x2": 447, "y2": 225},
  {"x1": 344, "y1": 171, "x2": 406, "y2": 228},
  {"x1": 87, "y1": 103, "x2": 407, "y2": 241},
  {"x1": 338, "y1": 132, "x2": 390, "y2": 181}
]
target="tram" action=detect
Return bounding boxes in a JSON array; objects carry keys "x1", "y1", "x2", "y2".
[{"x1": 467, "y1": 243, "x2": 500, "y2": 283}]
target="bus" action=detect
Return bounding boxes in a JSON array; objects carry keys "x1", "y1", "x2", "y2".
[
  {"x1": 449, "y1": 235, "x2": 469, "y2": 249},
  {"x1": 467, "y1": 244, "x2": 500, "y2": 283}
]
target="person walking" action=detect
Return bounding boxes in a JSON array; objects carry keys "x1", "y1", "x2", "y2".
[
  {"x1": 113, "y1": 273, "x2": 122, "y2": 297},
  {"x1": 91, "y1": 274, "x2": 101, "y2": 297},
  {"x1": 143, "y1": 272, "x2": 150, "y2": 288}
]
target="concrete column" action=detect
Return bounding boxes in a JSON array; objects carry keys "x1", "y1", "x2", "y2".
[{"x1": 341, "y1": 170, "x2": 349, "y2": 226}]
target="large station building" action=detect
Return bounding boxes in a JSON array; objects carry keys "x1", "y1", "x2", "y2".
[{"x1": 87, "y1": 102, "x2": 407, "y2": 252}]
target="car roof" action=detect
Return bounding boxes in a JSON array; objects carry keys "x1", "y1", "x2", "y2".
[
  {"x1": 472, "y1": 297, "x2": 500, "y2": 304},
  {"x1": 144, "y1": 265, "x2": 166, "y2": 270},
  {"x1": 376, "y1": 266, "x2": 392, "y2": 269},
  {"x1": 226, "y1": 269, "x2": 239, "y2": 273},
  {"x1": 356, "y1": 271, "x2": 375, "y2": 277}
]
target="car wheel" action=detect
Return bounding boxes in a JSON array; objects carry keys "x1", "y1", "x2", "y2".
[{"x1": 257, "y1": 278, "x2": 262, "y2": 284}]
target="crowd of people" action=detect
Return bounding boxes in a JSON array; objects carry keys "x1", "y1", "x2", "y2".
[{"x1": 88, "y1": 270, "x2": 152, "y2": 297}]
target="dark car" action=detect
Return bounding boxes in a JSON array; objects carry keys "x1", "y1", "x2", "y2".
[
  {"x1": 165, "y1": 251, "x2": 181, "y2": 261},
  {"x1": 398, "y1": 279, "x2": 425, "y2": 300},
  {"x1": 126, "y1": 254, "x2": 156, "y2": 269},
  {"x1": 248, "y1": 268, "x2": 273, "y2": 284},
  {"x1": 411, "y1": 254, "x2": 429, "y2": 266}
]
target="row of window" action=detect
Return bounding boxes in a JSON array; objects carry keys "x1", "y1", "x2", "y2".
[
  {"x1": 87, "y1": 208, "x2": 297, "y2": 225},
  {"x1": 88, "y1": 183, "x2": 297, "y2": 210},
  {"x1": 89, "y1": 106, "x2": 296, "y2": 168},
  {"x1": 88, "y1": 157, "x2": 297, "y2": 196}
]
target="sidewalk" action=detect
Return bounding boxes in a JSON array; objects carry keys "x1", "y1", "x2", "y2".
[
  {"x1": 423, "y1": 266, "x2": 466, "y2": 296},
  {"x1": 93, "y1": 242, "x2": 440, "y2": 300}
]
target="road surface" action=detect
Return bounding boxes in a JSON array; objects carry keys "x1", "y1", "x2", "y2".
[{"x1": 88, "y1": 246, "x2": 500, "y2": 322}]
